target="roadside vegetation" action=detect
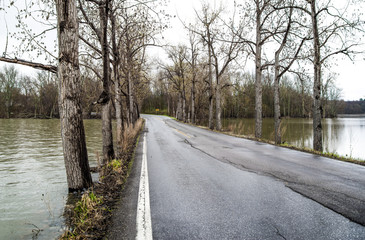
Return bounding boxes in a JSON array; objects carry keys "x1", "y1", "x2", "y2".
[{"x1": 60, "y1": 119, "x2": 144, "y2": 239}]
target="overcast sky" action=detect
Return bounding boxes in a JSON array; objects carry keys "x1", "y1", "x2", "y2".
[{"x1": 1, "y1": 0, "x2": 364, "y2": 101}]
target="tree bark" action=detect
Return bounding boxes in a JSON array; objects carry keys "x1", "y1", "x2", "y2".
[
  {"x1": 310, "y1": 0, "x2": 323, "y2": 152},
  {"x1": 182, "y1": 94, "x2": 186, "y2": 122},
  {"x1": 127, "y1": 68, "x2": 134, "y2": 125},
  {"x1": 208, "y1": 39, "x2": 214, "y2": 130},
  {"x1": 56, "y1": 0, "x2": 92, "y2": 191},
  {"x1": 102, "y1": 100, "x2": 114, "y2": 162},
  {"x1": 191, "y1": 78, "x2": 196, "y2": 124},
  {"x1": 215, "y1": 75, "x2": 222, "y2": 131},
  {"x1": 100, "y1": 0, "x2": 115, "y2": 163},
  {"x1": 274, "y1": 51, "x2": 281, "y2": 144},
  {"x1": 181, "y1": 67, "x2": 186, "y2": 122},
  {"x1": 111, "y1": 11, "x2": 124, "y2": 159},
  {"x1": 255, "y1": 2, "x2": 263, "y2": 139},
  {"x1": 176, "y1": 92, "x2": 183, "y2": 120},
  {"x1": 301, "y1": 80, "x2": 305, "y2": 117}
]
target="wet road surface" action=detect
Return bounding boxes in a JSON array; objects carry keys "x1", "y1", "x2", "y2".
[{"x1": 108, "y1": 115, "x2": 365, "y2": 239}]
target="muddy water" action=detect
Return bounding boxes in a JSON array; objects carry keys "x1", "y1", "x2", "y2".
[
  {"x1": 222, "y1": 116, "x2": 365, "y2": 160},
  {"x1": 0, "y1": 119, "x2": 103, "y2": 239}
]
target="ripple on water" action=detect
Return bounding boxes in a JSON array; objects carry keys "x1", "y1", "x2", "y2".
[{"x1": 0, "y1": 119, "x2": 105, "y2": 239}]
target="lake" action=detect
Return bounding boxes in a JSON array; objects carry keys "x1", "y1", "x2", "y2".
[
  {"x1": 0, "y1": 116, "x2": 364, "y2": 239},
  {"x1": 222, "y1": 116, "x2": 365, "y2": 160},
  {"x1": 0, "y1": 119, "x2": 103, "y2": 240}
]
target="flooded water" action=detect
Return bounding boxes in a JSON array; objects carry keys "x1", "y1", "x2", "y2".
[
  {"x1": 0, "y1": 119, "x2": 104, "y2": 240},
  {"x1": 222, "y1": 115, "x2": 365, "y2": 160}
]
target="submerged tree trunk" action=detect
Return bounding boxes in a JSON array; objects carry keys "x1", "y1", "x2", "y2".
[
  {"x1": 56, "y1": 0, "x2": 92, "y2": 191},
  {"x1": 309, "y1": 0, "x2": 323, "y2": 152},
  {"x1": 274, "y1": 55, "x2": 281, "y2": 144}
]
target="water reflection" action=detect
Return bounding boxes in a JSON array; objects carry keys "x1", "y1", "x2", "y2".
[
  {"x1": 0, "y1": 119, "x2": 106, "y2": 239},
  {"x1": 222, "y1": 117, "x2": 365, "y2": 160}
]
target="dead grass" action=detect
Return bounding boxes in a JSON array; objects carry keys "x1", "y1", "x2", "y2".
[{"x1": 60, "y1": 118, "x2": 144, "y2": 240}]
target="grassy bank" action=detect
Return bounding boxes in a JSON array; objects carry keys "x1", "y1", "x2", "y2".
[{"x1": 60, "y1": 118, "x2": 144, "y2": 239}]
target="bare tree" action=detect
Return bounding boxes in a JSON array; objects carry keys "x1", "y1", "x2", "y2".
[
  {"x1": 187, "y1": 30, "x2": 199, "y2": 124},
  {"x1": 56, "y1": 0, "x2": 92, "y2": 191},
  {"x1": 272, "y1": 3, "x2": 308, "y2": 144},
  {"x1": 99, "y1": 0, "x2": 115, "y2": 163},
  {"x1": 162, "y1": 45, "x2": 189, "y2": 121},
  {"x1": 236, "y1": 0, "x2": 284, "y2": 138},
  {"x1": 193, "y1": 3, "x2": 241, "y2": 130},
  {"x1": 292, "y1": 0, "x2": 364, "y2": 151},
  {"x1": 194, "y1": 4, "x2": 221, "y2": 129},
  {"x1": 78, "y1": 0, "x2": 115, "y2": 163}
]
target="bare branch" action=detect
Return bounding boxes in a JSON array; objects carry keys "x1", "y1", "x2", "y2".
[{"x1": 0, "y1": 57, "x2": 57, "y2": 73}]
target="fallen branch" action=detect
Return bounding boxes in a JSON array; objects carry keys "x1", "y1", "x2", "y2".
[{"x1": 0, "y1": 57, "x2": 57, "y2": 73}]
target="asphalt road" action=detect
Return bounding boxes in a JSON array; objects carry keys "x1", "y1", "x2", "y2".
[{"x1": 108, "y1": 115, "x2": 365, "y2": 240}]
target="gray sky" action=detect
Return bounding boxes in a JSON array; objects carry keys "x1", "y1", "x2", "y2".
[{"x1": 1, "y1": 0, "x2": 364, "y2": 101}]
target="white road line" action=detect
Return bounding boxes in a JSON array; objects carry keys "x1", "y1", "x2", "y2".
[{"x1": 136, "y1": 131, "x2": 153, "y2": 240}]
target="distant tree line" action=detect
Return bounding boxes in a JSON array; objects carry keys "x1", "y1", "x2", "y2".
[
  {"x1": 142, "y1": 69, "x2": 343, "y2": 121},
  {"x1": 0, "y1": 65, "x2": 107, "y2": 119},
  {"x1": 0, "y1": 65, "x2": 59, "y2": 118},
  {"x1": 338, "y1": 100, "x2": 365, "y2": 115}
]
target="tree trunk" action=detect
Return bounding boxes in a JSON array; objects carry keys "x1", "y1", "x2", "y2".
[
  {"x1": 182, "y1": 95, "x2": 186, "y2": 122},
  {"x1": 274, "y1": 52, "x2": 281, "y2": 144},
  {"x1": 301, "y1": 80, "x2": 305, "y2": 117},
  {"x1": 56, "y1": 0, "x2": 92, "y2": 191},
  {"x1": 191, "y1": 79, "x2": 195, "y2": 124},
  {"x1": 127, "y1": 67, "x2": 134, "y2": 125},
  {"x1": 102, "y1": 101, "x2": 114, "y2": 163},
  {"x1": 111, "y1": 11, "x2": 123, "y2": 160},
  {"x1": 176, "y1": 92, "x2": 183, "y2": 121},
  {"x1": 255, "y1": 4, "x2": 263, "y2": 139},
  {"x1": 215, "y1": 76, "x2": 222, "y2": 131},
  {"x1": 100, "y1": 0, "x2": 114, "y2": 164},
  {"x1": 182, "y1": 75, "x2": 186, "y2": 122},
  {"x1": 114, "y1": 68, "x2": 123, "y2": 160},
  {"x1": 208, "y1": 43, "x2": 214, "y2": 130},
  {"x1": 167, "y1": 94, "x2": 170, "y2": 116},
  {"x1": 310, "y1": 0, "x2": 323, "y2": 152}
]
